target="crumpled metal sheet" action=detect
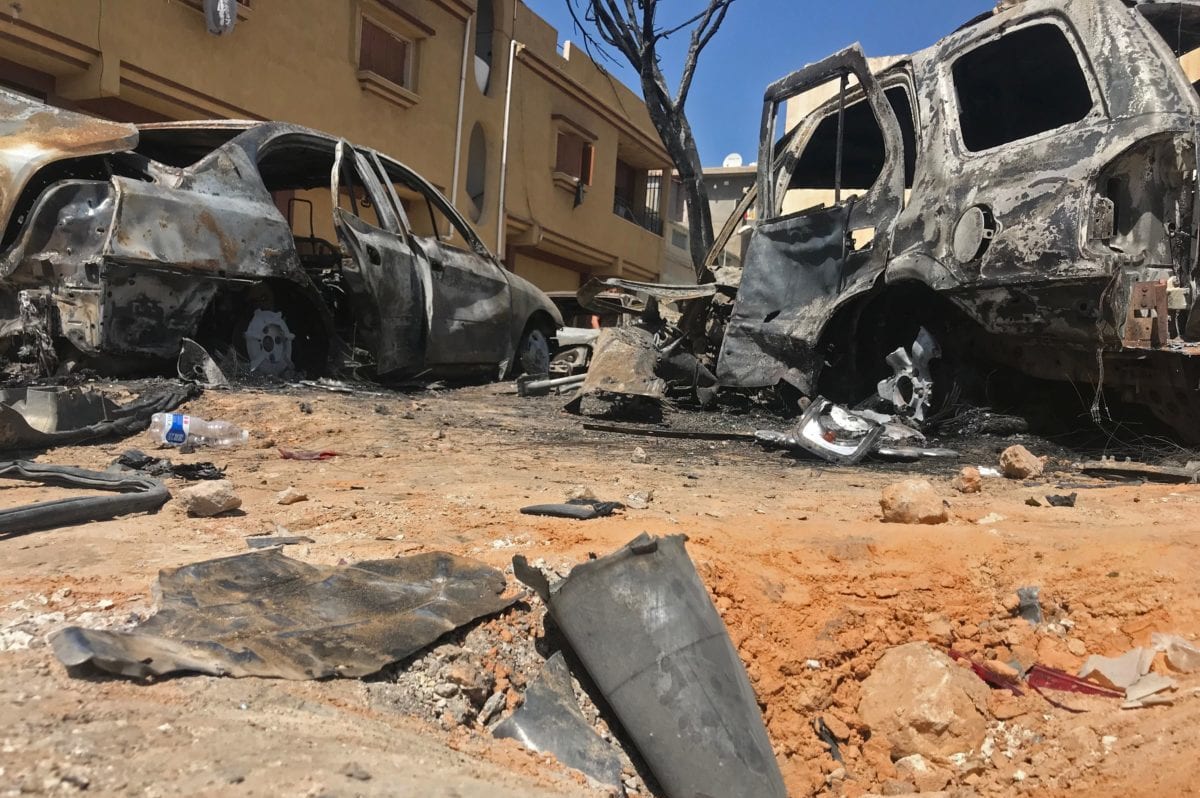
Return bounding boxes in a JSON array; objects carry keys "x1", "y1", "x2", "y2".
[
  {"x1": 177, "y1": 338, "x2": 229, "y2": 387},
  {"x1": 493, "y1": 652, "x2": 624, "y2": 792},
  {"x1": 578, "y1": 276, "x2": 719, "y2": 318},
  {"x1": 573, "y1": 326, "x2": 667, "y2": 421},
  {"x1": 50, "y1": 549, "x2": 515, "y2": 680},
  {"x1": 716, "y1": 209, "x2": 847, "y2": 392},
  {"x1": 514, "y1": 534, "x2": 786, "y2": 798},
  {"x1": 0, "y1": 383, "x2": 198, "y2": 451}
]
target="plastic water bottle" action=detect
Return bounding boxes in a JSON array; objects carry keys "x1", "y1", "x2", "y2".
[{"x1": 149, "y1": 413, "x2": 250, "y2": 447}]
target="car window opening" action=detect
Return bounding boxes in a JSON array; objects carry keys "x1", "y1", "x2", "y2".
[{"x1": 952, "y1": 23, "x2": 1093, "y2": 152}]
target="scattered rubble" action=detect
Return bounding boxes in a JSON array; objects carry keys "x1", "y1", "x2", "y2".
[
  {"x1": 275, "y1": 487, "x2": 308, "y2": 505},
  {"x1": 859, "y1": 642, "x2": 990, "y2": 761},
  {"x1": 1078, "y1": 647, "x2": 1178, "y2": 707},
  {"x1": 112, "y1": 449, "x2": 224, "y2": 481},
  {"x1": 1000, "y1": 445, "x2": 1046, "y2": 479},
  {"x1": 880, "y1": 479, "x2": 949, "y2": 524},
  {"x1": 1152, "y1": 633, "x2": 1200, "y2": 672},
  {"x1": 177, "y1": 479, "x2": 242, "y2": 517},
  {"x1": 952, "y1": 467, "x2": 982, "y2": 494}
]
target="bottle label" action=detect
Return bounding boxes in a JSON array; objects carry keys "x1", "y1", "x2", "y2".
[{"x1": 163, "y1": 414, "x2": 190, "y2": 445}]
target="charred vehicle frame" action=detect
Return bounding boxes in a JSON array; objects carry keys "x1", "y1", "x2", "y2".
[
  {"x1": 678, "y1": 0, "x2": 1200, "y2": 439},
  {"x1": 0, "y1": 96, "x2": 561, "y2": 381}
]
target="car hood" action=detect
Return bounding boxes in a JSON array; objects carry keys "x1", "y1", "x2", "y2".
[{"x1": 0, "y1": 89, "x2": 139, "y2": 238}]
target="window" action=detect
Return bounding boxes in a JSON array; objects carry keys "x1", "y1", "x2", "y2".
[
  {"x1": 378, "y1": 159, "x2": 489, "y2": 257},
  {"x1": 612, "y1": 159, "x2": 662, "y2": 235},
  {"x1": 554, "y1": 131, "x2": 594, "y2": 185},
  {"x1": 465, "y1": 122, "x2": 488, "y2": 222},
  {"x1": 475, "y1": 0, "x2": 495, "y2": 93},
  {"x1": 787, "y1": 85, "x2": 917, "y2": 191},
  {"x1": 359, "y1": 17, "x2": 414, "y2": 90},
  {"x1": 952, "y1": 23, "x2": 1093, "y2": 152}
]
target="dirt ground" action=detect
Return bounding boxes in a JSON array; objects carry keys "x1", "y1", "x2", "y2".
[{"x1": 3, "y1": 380, "x2": 1200, "y2": 797}]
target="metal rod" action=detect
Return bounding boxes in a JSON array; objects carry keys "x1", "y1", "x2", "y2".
[
  {"x1": 450, "y1": 13, "x2": 473, "y2": 210},
  {"x1": 834, "y1": 70, "x2": 847, "y2": 204}
]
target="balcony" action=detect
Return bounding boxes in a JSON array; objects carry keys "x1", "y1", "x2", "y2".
[{"x1": 613, "y1": 195, "x2": 663, "y2": 236}]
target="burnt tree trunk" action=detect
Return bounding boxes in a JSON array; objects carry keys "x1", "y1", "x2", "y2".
[
  {"x1": 569, "y1": 0, "x2": 736, "y2": 283},
  {"x1": 641, "y1": 79, "x2": 715, "y2": 281}
]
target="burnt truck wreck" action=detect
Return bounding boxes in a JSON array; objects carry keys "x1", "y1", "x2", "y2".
[
  {"x1": 641, "y1": 0, "x2": 1200, "y2": 439},
  {"x1": 0, "y1": 94, "x2": 561, "y2": 380}
]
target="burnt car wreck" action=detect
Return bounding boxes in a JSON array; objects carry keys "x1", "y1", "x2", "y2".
[
  {"x1": 0, "y1": 94, "x2": 560, "y2": 381},
  {"x1": 585, "y1": 0, "x2": 1200, "y2": 441}
]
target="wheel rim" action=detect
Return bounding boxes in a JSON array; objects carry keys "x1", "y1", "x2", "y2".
[
  {"x1": 876, "y1": 327, "x2": 941, "y2": 422},
  {"x1": 244, "y1": 308, "x2": 296, "y2": 376}
]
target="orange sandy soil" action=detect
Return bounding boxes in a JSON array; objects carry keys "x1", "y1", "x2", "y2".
[{"x1": 2, "y1": 382, "x2": 1199, "y2": 797}]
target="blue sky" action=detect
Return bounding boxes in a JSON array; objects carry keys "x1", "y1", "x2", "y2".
[{"x1": 523, "y1": 0, "x2": 995, "y2": 165}]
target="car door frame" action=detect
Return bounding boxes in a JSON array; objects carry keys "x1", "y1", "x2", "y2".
[
  {"x1": 717, "y1": 44, "x2": 907, "y2": 392},
  {"x1": 375, "y1": 155, "x2": 513, "y2": 367},
  {"x1": 330, "y1": 139, "x2": 429, "y2": 375}
]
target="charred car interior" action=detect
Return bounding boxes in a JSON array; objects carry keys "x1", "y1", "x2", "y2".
[
  {"x1": 0, "y1": 98, "x2": 561, "y2": 382},
  {"x1": 580, "y1": 0, "x2": 1200, "y2": 442}
]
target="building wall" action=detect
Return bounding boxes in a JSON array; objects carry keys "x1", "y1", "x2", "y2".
[
  {"x1": 0, "y1": 0, "x2": 672, "y2": 288},
  {"x1": 670, "y1": 165, "x2": 755, "y2": 273}
]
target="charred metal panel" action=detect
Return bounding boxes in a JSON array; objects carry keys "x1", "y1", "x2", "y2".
[
  {"x1": 105, "y1": 176, "x2": 299, "y2": 279},
  {"x1": 0, "y1": 89, "x2": 137, "y2": 239},
  {"x1": 331, "y1": 142, "x2": 427, "y2": 374},
  {"x1": 0, "y1": 181, "x2": 114, "y2": 283},
  {"x1": 53, "y1": 288, "x2": 104, "y2": 353},
  {"x1": 101, "y1": 265, "x2": 217, "y2": 357},
  {"x1": 890, "y1": 0, "x2": 1199, "y2": 301},
  {"x1": 717, "y1": 211, "x2": 847, "y2": 391},
  {"x1": 334, "y1": 208, "x2": 426, "y2": 373},
  {"x1": 423, "y1": 238, "x2": 511, "y2": 365},
  {"x1": 1123, "y1": 280, "x2": 1170, "y2": 346}
]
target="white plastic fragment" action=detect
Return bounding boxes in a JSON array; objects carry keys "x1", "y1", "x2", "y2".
[
  {"x1": 1078, "y1": 648, "x2": 1153, "y2": 689},
  {"x1": 1151, "y1": 633, "x2": 1200, "y2": 673}
]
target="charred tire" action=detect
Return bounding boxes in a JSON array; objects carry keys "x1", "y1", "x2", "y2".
[{"x1": 516, "y1": 324, "x2": 552, "y2": 376}]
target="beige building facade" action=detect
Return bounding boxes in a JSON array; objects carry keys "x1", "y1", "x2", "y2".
[{"x1": 0, "y1": 0, "x2": 673, "y2": 291}]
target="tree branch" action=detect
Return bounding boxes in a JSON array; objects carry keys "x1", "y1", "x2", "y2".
[
  {"x1": 674, "y1": 0, "x2": 734, "y2": 113},
  {"x1": 567, "y1": 0, "x2": 738, "y2": 276}
]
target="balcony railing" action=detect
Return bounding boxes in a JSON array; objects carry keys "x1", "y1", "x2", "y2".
[{"x1": 613, "y1": 195, "x2": 663, "y2": 236}]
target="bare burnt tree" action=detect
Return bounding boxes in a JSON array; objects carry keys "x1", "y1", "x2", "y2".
[{"x1": 567, "y1": 0, "x2": 736, "y2": 280}]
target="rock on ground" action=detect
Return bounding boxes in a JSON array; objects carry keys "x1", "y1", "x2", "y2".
[
  {"x1": 880, "y1": 480, "x2": 948, "y2": 525},
  {"x1": 858, "y1": 642, "x2": 990, "y2": 762},
  {"x1": 1000, "y1": 445, "x2": 1045, "y2": 479},
  {"x1": 177, "y1": 480, "x2": 242, "y2": 517},
  {"x1": 952, "y1": 467, "x2": 982, "y2": 494},
  {"x1": 276, "y1": 487, "x2": 308, "y2": 505}
]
